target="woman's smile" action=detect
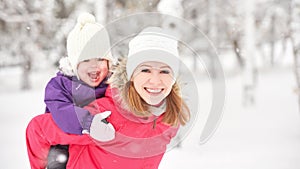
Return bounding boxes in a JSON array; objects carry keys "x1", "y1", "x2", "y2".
[{"x1": 144, "y1": 87, "x2": 164, "y2": 94}]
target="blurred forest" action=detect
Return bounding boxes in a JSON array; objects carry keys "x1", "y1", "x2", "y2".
[{"x1": 0, "y1": 0, "x2": 300, "y2": 107}]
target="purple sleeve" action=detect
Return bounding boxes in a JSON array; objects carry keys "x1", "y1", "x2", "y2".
[
  {"x1": 74, "y1": 106, "x2": 93, "y2": 132},
  {"x1": 44, "y1": 76, "x2": 93, "y2": 134}
]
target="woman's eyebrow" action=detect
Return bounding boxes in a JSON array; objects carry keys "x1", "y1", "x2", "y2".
[
  {"x1": 160, "y1": 66, "x2": 171, "y2": 69},
  {"x1": 139, "y1": 65, "x2": 171, "y2": 69},
  {"x1": 139, "y1": 64, "x2": 152, "y2": 68}
]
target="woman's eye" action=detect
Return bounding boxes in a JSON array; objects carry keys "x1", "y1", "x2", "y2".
[
  {"x1": 82, "y1": 59, "x2": 90, "y2": 62},
  {"x1": 141, "y1": 69, "x2": 150, "y2": 73},
  {"x1": 160, "y1": 70, "x2": 170, "y2": 74}
]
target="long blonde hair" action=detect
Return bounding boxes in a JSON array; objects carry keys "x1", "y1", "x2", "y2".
[{"x1": 124, "y1": 81, "x2": 190, "y2": 126}]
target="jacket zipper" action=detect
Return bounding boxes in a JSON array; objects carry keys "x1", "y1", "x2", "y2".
[{"x1": 153, "y1": 118, "x2": 157, "y2": 129}]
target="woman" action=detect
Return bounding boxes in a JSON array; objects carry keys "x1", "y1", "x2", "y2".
[
  {"x1": 66, "y1": 26, "x2": 191, "y2": 168},
  {"x1": 26, "y1": 26, "x2": 190, "y2": 169}
]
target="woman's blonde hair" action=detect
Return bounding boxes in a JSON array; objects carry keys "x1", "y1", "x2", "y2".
[{"x1": 124, "y1": 81, "x2": 190, "y2": 126}]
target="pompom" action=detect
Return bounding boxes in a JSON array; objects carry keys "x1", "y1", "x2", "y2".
[{"x1": 77, "y1": 12, "x2": 96, "y2": 27}]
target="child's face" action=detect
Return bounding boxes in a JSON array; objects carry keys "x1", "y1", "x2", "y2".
[
  {"x1": 131, "y1": 61, "x2": 175, "y2": 106},
  {"x1": 77, "y1": 58, "x2": 109, "y2": 87}
]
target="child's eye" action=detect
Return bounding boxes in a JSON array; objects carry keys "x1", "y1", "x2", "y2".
[
  {"x1": 82, "y1": 59, "x2": 90, "y2": 62},
  {"x1": 97, "y1": 58, "x2": 106, "y2": 62}
]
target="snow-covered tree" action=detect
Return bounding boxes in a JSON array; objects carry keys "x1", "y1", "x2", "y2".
[
  {"x1": 0, "y1": 0, "x2": 297, "y2": 93},
  {"x1": 287, "y1": 0, "x2": 300, "y2": 111},
  {"x1": 0, "y1": 0, "x2": 109, "y2": 90},
  {"x1": 240, "y1": 0, "x2": 258, "y2": 105},
  {"x1": 255, "y1": 0, "x2": 290, "y2": 66},
  {"x1": 0, "y1": 0, "x2": 55, "y2": 89}
]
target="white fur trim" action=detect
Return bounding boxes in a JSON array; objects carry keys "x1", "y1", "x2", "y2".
[{"x1": 58, "y1": 57, "x2": 75, "y2": 77}]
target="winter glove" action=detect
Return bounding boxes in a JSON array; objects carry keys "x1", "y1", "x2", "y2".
[{"x1": 90, "y1": 111, "x2": 115, "y2": 142}]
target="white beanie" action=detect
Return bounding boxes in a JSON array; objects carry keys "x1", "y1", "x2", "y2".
[
  {"x1": 67, "y1": 12, "x2": 113, "y2": 79},
  {"x1": 126, "y1": 27, "x2": 180, "y2": 80}
]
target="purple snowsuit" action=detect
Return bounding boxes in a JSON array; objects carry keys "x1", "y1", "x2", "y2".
[{"x1": 44, "y1": 72, "x2": 107, "y2": 135}]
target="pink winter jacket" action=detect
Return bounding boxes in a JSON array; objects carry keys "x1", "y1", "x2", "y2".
[{"x1": 67, "y1": 87, "x2": 179, "y2": 169}]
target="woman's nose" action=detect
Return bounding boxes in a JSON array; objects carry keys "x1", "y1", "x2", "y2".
[{"x1": 148, "y1": 72, "x2": 161, "y2": 84}]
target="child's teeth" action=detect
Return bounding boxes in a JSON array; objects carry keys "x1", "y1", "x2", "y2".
[
  {"x1": 90, "y1": 74, "x2": 97, "y2": 79},
  {"x1": 89, "y1": 72, "x2": 99, "y2": 79}
]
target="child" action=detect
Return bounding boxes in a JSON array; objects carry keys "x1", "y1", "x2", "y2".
[
  {"x1": 44, "y1": 12, "x2": 113, "y2": 135},
  {"x1": 26, "y1": 12, "x2": 115, "y2": 169}
]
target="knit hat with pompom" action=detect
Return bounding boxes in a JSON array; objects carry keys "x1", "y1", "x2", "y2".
[{"x1": 66, "y1": 12, "x2": 113, "y2": 79}]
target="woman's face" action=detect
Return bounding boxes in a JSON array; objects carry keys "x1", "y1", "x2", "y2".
[
  {"x1": 77, "y1": 58, "x2": 109, "y2": 87},
  {"x1": 131, "y1": 61, "x2": 175, "y2": 106}
]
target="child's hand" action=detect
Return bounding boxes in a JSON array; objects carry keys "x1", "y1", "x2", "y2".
[{"x1": 90, "y1": 111, "x2": 115, "y2": 142}]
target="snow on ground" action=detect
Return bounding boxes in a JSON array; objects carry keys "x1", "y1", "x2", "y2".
[
  {"x1": 0, "y1": 66, "x2": 300, "y2": 169},
  {"x1": 0, "y1": 67, "x2": 55, "y2": 168},
  {"x1": 160, "y1": 67, "x2": 300, "y2": 169}
]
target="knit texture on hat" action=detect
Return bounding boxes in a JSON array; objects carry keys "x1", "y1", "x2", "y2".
[
  {"x1": 66, "y1": 12, "x2": 113, "y2": 79},
  {"x1": 126, "y1": 27, "x2": 180, "y2": 80}
]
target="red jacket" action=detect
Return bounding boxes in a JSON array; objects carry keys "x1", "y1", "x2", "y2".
[{"x1": 67, "y1": 87, "x2": 179, "y2": 169}]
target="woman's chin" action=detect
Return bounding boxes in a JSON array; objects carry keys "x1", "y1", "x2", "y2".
[{"x1": 145, "y1": 99, "x2": 164, "y2": 107}]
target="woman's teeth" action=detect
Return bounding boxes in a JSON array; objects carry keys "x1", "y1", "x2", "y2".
[{"x1": 145, "y1": 88, "x2": 163, "y2": 93}]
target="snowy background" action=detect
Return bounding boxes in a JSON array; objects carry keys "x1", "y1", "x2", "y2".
[
  {"x1": 1, "y1": 55, "x2": 300, "y2": 169},
  {"x1": 1, "y1": 0, "x2": 300, "y2": 168}
]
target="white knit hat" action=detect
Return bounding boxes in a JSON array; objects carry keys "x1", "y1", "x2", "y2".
[
  {"x1": 66, "y1": 12, "x2": 113, "y2": 79},
  {"x1": 126, "y1": 27, "x2": 180, "y2": 80}
]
